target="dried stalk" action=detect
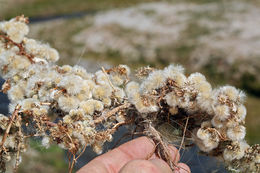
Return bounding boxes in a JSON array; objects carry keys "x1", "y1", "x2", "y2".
[
  {"x1": 0, "y1": 34, "x2": 35, "y2": 63},
  {"x1": 94, "y1": 103, "x2": 131, "y2": 124},
  {"x1": 0, "y1": 105, "x2": 21, "y2": 151},
  {"x1": 178, "y1": 116, "x2": 189, "y2": 152}
]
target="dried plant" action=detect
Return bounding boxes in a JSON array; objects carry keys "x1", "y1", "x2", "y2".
[{"x1": 0, "y1": 16, "x2": 259, "y2": 173}]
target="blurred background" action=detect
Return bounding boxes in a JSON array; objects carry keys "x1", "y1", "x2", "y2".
[{"x1": 0, "y1": 0, "x2": 259, "y2": 172}]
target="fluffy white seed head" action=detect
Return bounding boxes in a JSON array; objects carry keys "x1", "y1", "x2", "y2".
[
  {"x1": 84, "y1": 80, "x2": 96, "y2": 90},
  {"x1": 197, "y1": 128, "x2": 210, "y2": 140},
  {"x1": 165, "y1": 92, "x2": 178, "y2": 107},
  {"x1": 9, "y1": 55, "x2": 31, "y2": 71},
  {"x1": 102, "y1": 97, "x2": 112, "y2": 107},
  {"x1": 226, "y1": 118, "x2": 239, "y2": 128},
  {"x1": 93, "y1": 144, "x2": 103, "y2": 155},
  {"x1": 163, "y1": 64, "x2": 185, "y2": 77},
  {"x1": 69, "y1": 109, "x2": 85, "y2": 120},
  {"x1": 72, "y1": 65, "x2": 92, "y2": 80},
  {"x1": 238, "y1": 91, "x2": 246, "y2": 103},
  {"x1": 236, "y1": 105, "x2": 247, "y2": 122},
  {"x1": 188, "y1": 72, "x2": 206, "y2": 84},
  {"x1": 23, "y1": 38, "x2": 59, "y2": 62},
  {"x1": 58, "y1": 75, "x2": 83, "y2": 95},
  {"x1": 8, "y1": 85, "x2": 25, "y2": 102},
  {"x1": 72, "y1": 131, "x2": 86, "y2": 146},
  {"x1": 63, "y1": 115, "x2": 72, "y2": 124},
  {"x1": 223, "y1": 141, "x2": 249, "y2": 161},
  {"x1": 61, "y1": 65, "x2": 72, "y2": 73},
  {"x1": 110, "y1": 74, "x2": 124, "y2": 86},
  {"x1": 58, "y1": 96, "x2": 79, "y2": 112},
  {"x1": 134, "y1": 99, "x2": 158, "y2": 114},
  {"x1": 93, "y1": 85, "x2": 112, "y2": 100},
  {"x1": 196, "y1": 81, "x2": 212, "y2": 96},
  {"x1": 221, "y1": 86, "x2": 240, "y2": 102},
  {"x1": 118, "y1": 64, "x2": 131, "y2": 76},
  {"x1": 196, "y1": 127, "x2": 220, "y2": 152},
  {"x1": 201, "y1": 121, "x2": 212, "y2": 128},
  {"x1": 227, "y1": 125, "x2": 246, "y2": 141},
  {"x1": 79, "y1": 100, "x2": 95, "y2": 115},
  {"x1": 140, "y1": 70, "x2": 166, "y2": 94},
  {"x1": 203, "y1": 138, "x2": 219, "y2": 151},
  {"x1": 214, "y1": 105, "x2": 230, "y2": 121},
  {"x1": 1, "y1": 19, "x2": 29, "y2": 43},
  {"x1": 169, "y1": 73, "x2": 187, "y2": 88},
  {"x1": 256, "y1": 154, "x2": 260, "y2": 164},
  {"x1": 46, "y1": 47, "x2": 59, "y2": 62},
  {"x1": 211, "y1": 116, "x2": 223, "y2": 128},
  {"x1": 114, "y1": 87, "x2": 126, "y2": 102},
  {"x1": 125, "y1": 81, "x2": 140, "y2": 97},
  {"x1": 95, "y1": 70, "x2": 109, "y2": 85},
  {"x1": 20, "y1": 98, "x2": 38, "y2": 110},
  {"x1": 93, "y1": 100, "x2": 104, "y2": 112},
  {"x1": 32, "y1": 107, "x2": 48, "y2": 116}
]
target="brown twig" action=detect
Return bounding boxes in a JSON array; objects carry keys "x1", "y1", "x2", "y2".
[
  {"x1": 68, "y1": 153, "x2": 76, "y2": 173},
  {"x1": 66, "y1": 132, "x2": 77, "y2": 173},
  {"x1": 67, "y1": 152, "x2": 72, "y2": 170},
  {"x1": 0, "y1": 34, "x2": 35, "y2": 63},
  {"x1": 145, "y1": 142, "x2": 159, "y2": 160},
  {"x1": 0, "y1": 79, "x2": 11, "y2": 93},
  {"x1": 147, "y1": 122, "x2": 190, "y2": 173},
  {"x1": 75, "y1": 144, "x2": 88, "y2": 160},
  {"x1": 14, "y1": 142, "x2": 21, "y2": 173},
  {"x1": 44, "y1": 121, "x2": 56, "y2": 127},
  {"x1": 40, "y1": 102, "x2": 52, "y2": 106},
  {"x1": 94, "y1": 103, "x2": 131, "y2": 124},
  {"x1": 101, "y1": 66, "x2": 115, "y2": 90},
  {"x1": 14, "y1": 114, "x2": 23, "y2": 172},
  {"x1": 0, "y1": 105, "x2": 21, "y2": 151},
  {"x1": 178, "y1": 117, "x2": 189, "y2": 153},
  {"x1": 110, "y1": 118, "x2": 134, "y2": 133}
]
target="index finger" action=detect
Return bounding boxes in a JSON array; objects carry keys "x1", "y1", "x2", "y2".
[{"x1": 77, "y1": 137, "x2": 155, "y2": 173}]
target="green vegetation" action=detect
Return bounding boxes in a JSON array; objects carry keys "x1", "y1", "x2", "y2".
[
  {"x1": 17, "y1": 140, "x2": 68, "y2": 173},
  {"x1": 0, "y1": 0, "x2": 158, "y2": 20},
  {"x1": 245, "y1": 96, "x2": 260, "y2": 144}
]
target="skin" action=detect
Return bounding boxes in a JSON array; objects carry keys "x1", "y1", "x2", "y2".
[{"x1": 77, "y1": 137, "x2": 190, "y2": 173}]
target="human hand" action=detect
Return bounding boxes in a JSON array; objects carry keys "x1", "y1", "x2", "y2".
[{"x1": 77, "y1": 137, "x2": 190, "y2": 173}]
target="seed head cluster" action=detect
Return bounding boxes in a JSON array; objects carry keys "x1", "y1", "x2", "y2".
[{"x1": 0, "y1": 16, "x2": 259, "y2": 173}]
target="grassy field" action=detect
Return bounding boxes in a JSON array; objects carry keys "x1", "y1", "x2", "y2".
[
  {"x1": 0, "y1": 0, "x2": 158, "y2": 20},
  {"x1": 29, "y1": 17, "x2": 260, "y2": 145},
  {"x1": 1, "y1": 0, "x2": 259, "y2": 20}
]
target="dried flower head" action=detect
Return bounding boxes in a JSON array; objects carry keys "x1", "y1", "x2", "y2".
[{"x1": 0, "y1": 16, "x2": 259, "y2": 173}]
